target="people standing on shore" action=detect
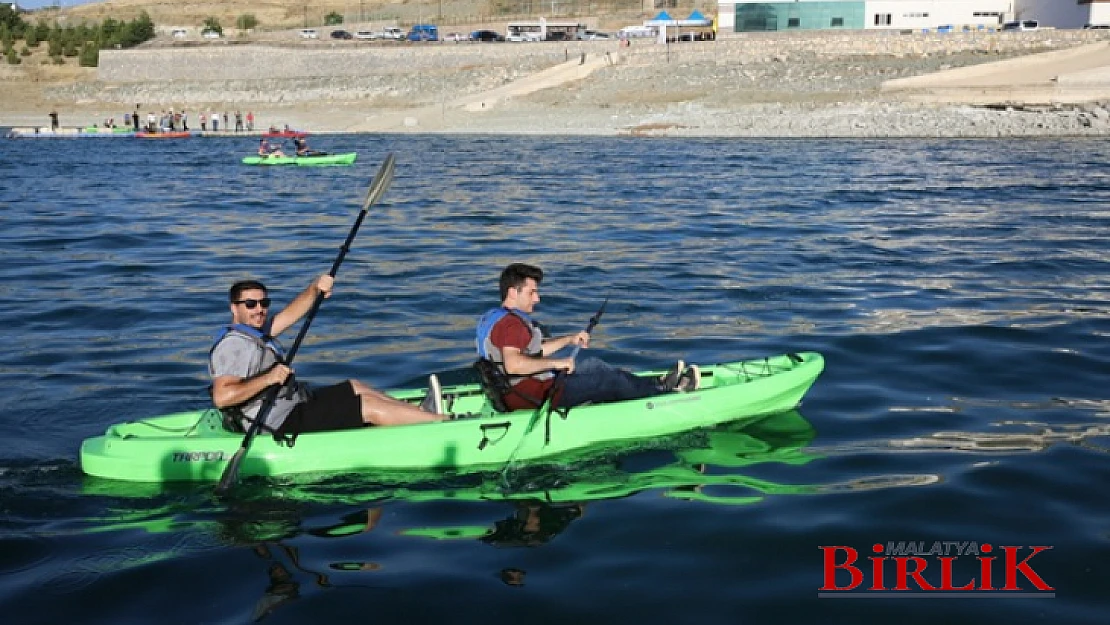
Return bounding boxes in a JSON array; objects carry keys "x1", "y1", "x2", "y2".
[
  {"x1": 49, "y1": 109, "x2": 58, "y2": 131},
  {"x1": 211, "y1": 111, "x2": 220, "y2": 132},
  {"x1": 223, "y1": 111, "x2": 229, "y2": 132},
  {"x1": 133, "y1": 105, "x2": 140, "y2": 131},
  {"x1": 246, "y1": 111, "x2": 255, "y2": 131},
  {"x1": 182, "y1": 109, "x2": 188, "y2": 131},
  {"x1": 235, "y1": 110, "x2": 243, "y2": 132}
]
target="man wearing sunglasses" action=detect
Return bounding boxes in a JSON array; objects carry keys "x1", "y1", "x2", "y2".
[{"x1": 209, "y1": 275, "x2": 444, "y2": 439}]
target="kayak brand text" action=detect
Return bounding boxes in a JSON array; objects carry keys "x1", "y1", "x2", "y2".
[
  {"x1": 818, "y1": 542, "x2": 1055, "y2": 597},
  {"x1": 172, "y1": 451, "x2": 227, "y2": 462}
]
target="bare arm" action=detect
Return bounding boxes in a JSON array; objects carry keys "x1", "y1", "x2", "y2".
[
  {"x1": 540, "y1": 331, "x2": 589, "y2": 356},
  {"x1": 502, "y1": 346, "x2": 574, "y2": 376},
  {"x1": 211, "y1": 365, "x2": 291, "y2": 409},
  {"x1": 271, "y1": 275, "x2": 333, "y2": 336}
]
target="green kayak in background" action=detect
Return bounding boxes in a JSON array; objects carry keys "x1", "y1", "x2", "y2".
[
  {"x1": 241, "y1": 152, "x2": 357, "y2": 166},
  {"x1": 79, "y1": 352, "x2": 824, "y2": 483}
]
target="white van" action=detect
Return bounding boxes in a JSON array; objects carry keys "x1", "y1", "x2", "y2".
[
  {"x1": 171, "y1": 28, "x2": 188, "y2": 39},
  {"x1": 299, "y1": 29, "x2": 318, "y2": 39}
]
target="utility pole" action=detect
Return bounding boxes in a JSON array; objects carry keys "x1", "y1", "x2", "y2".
[{"x1": 304, "y1": 5, "x2": 308, "y2": 28}]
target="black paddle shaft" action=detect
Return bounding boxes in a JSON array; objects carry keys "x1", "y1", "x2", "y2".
[{"x1": 216, "y1": 153, "x2": 396, "y2": 494}]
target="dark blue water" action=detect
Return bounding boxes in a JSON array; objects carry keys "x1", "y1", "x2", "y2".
[{"x1": 1, "y1": 134, "x2": 1107, "y2": 624}]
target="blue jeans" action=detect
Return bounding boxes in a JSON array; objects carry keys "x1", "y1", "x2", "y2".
[{"x1": 559, "y1": 357, "x2": 665, "y2": 408}]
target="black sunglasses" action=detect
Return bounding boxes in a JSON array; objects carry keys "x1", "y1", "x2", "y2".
[{"x1": 233, "y1": 298, "x2": 271, "y2": 309}]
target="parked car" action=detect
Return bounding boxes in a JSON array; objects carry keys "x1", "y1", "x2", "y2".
[
  {"x1": 575, "y1": 30, "x2": 610, "y2": 40},
  {"x1": 407, "y1": 24, "x2": 439, "y2": 41},
  {"x1": 1002, "y1": 20, "x2": 1039, "y2": 31},
  {"x1": 299, "y1": 29, "x2": 318, "y2": 39},
  {"x1": 470, "y1": 29, "x2": 504, "y2": 42},
  {"x1": 379, "y1": 27, "x2": 405, "y2": 40},
  {"x1": 201, "y1": 30, "x2": 220, "y2": 39},
  {"x1": 1084, "y1": 23, "x2": 1110, "y2": 29},
  {"x1": 618, "y1": 25, "x2": 656, "y2": 38},
  {"x1": 330, "y1": 30, "x2": 353, "y2": 40},
  {"x1": 354, "y1": 30, "x2": 375, "y2": 40},
  {"x1": 171, "y1": 28, "x2": 188, "y2": 39}
]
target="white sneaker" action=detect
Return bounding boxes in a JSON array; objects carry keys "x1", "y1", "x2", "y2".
[
  {"x1": 419, "y1": 374, "x2": 444, "y2": 415},
  {"x1": 674, "y1": 365, "x2": 700, "y2": 392},
  {"x1": 658, "y1": 360, "x2": 685, "y2": 391}
]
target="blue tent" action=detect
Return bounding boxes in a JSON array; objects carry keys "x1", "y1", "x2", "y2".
[
  {"x1": 688, "y1": 10, "x2": 706, "y2": 21},
  {"x1": 653, "y1": 11, "x2": 672, "y2": 21}
]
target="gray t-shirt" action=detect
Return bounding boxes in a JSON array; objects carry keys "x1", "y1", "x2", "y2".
[{"x1": 209, "y1": 333, "x2": 306, "y2": 431}]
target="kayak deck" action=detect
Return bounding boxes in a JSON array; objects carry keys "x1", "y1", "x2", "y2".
[{"x1": 80, "y1": 352, "x2": 824, "y2": 483}]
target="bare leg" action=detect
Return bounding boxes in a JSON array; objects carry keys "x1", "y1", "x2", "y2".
[{"x1": 349, "y1": 380, "x2": 444, "y2": 425}]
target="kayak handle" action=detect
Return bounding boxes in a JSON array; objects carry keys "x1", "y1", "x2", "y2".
[{"x1": 478, "y1": 421, "x2": 511, "y2": 450}]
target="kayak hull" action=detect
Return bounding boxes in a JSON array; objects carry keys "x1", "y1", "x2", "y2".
[
  {"x1": 79, "y1": 352, "x2": 824, "y2": 483},
  {"x1": 241, "y1": 152, "x2": 357, "y2": 166}
]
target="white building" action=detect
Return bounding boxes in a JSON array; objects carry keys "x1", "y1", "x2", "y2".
[
  {"x1": 717, "y1": 1, "x2": 1110, "y2": 33},
  {"x1": 1019, "y1": 0, "x2": 1110, "y2": 29}
]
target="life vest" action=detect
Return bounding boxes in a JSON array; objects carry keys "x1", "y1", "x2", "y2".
[
  {"x1": 210, "y1": 322, "x2": 285, "y2": 362},
  {"x1": 208, "y1": 322, "x2": 304, "y2": 432},
  {"x1": 476, "y1": 307, "x2": 543, "y2": 360}
]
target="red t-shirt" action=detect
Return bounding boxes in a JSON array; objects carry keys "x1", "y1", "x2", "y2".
[{"x1": 490, "y1": 314, "x2": 552, "y2": 410}]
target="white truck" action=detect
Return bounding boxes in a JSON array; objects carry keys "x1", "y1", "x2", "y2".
[{"x1": 355, "y1": 27, "x2": 403, "y2": 40}]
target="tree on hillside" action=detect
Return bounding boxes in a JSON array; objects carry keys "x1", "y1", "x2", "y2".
[
  {"x1": 79, "y1": 41, "x2": 98, "y2": 67},
  {"x1": 0, "y1": 4, "x2": 25, "y2": 36},
  {"x1": 202, "y1": 17, "x2": 223, "y2": 35},
  {"x1": 237, "y1": 14, "x2": 258, "y2": 30},
  {"x1": 325, "y1": 12, "x2": 343, "y2": 25},
  {"x1": 33, "y1": 19, "x2": 49, "y2": 42}
]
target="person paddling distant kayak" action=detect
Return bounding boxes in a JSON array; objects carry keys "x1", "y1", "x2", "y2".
[
  {"x1": 475, "y1": 263, "x2": 699, "y2": 411},
  {"x1": 293, "y1": 136, "x2": 327, "y2": 157},
  {"x1": 258, "y1": 138, "x2": 285, "y2": 157},
  {"x1": 209, "y1": 275, "x2": 445, "y2": 441}
]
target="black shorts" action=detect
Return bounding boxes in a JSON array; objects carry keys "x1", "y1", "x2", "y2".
[{"x1": 276, "y1": 381, "x2": 365, "y2": 436}]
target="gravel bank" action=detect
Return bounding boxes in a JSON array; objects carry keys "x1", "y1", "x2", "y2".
[{"x1": 6, "y1": 30, "x2": 1110, "y2": 138}]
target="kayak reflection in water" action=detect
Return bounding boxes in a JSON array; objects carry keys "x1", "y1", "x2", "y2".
[{"x1": 479, "y1": 502, "x2": 585, "y2": 548}]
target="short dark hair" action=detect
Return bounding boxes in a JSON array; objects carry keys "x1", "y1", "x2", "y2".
[
  {"x1": 229, "y1": 280, "x2": 267, "y2": 302},
  {"x1": 499, "y1": 263, "x2": 542, "y2": 300}
]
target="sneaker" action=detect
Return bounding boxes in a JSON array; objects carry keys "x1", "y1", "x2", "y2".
[
  {"x1": 674, "y1": 365, "x2": 701, "y2": 392},
  {"x1": 419, "y1": 374, "x2": 444, "y2": 415},
  {"x1": 657, "y1": 360, "x2": 685, "y2": 391}
]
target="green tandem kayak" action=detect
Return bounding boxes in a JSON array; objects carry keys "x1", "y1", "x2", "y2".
[
  {"x1": 241, "y1": 152, "x2": 357, "y2": 166},
  {"x1": 79, "y1": 352, "x2": 824, "y2": 483}
]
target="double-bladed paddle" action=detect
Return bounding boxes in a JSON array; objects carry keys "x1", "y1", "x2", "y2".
[{"x1": 216, "y1": 153, "x2": 396, "y2": 494}]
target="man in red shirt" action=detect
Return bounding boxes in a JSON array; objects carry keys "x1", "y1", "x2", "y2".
[{"x1": 476, "y1": 263, "x2": 697, "y2": 410}]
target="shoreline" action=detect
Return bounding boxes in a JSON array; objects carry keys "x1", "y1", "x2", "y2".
[{"x1": 5, "y1": 32, "x2": 1110, "y2": 139}]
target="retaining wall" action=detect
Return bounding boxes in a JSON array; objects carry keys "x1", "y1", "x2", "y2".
[{"x1": 98, "y1": 30, "x2": 1110, "y2": 83}]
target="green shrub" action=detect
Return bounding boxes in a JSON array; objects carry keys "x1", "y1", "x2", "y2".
[
  {"x1": 325, "y1": 12, "x2": 343, "y2": 25},
  {"x1": 236, "y1": 14, "x2": 257, "y2": 30},
  {"x1": 79, "y1": 42, "x2": 98, "y2": 67},
  {"x1": 6, "y1": 48, "x2": 20, "y2": 64},
  {"x1": 52, "y1": 55, "x2": 65, "y2": 65}
]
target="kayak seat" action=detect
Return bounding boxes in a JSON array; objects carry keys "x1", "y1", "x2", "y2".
[{"x1": 473, "y1": 358, "x2": 545, "y2": 413}]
